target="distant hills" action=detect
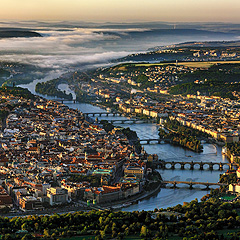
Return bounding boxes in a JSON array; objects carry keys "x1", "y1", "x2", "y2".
[
  {"x1": 0, "y1": 29, "x2": 42, "y2": 38},
  {"x1": 114, "y1": 40, "x2": 240, "y2": 63},
  {"x1": 150, "y1": 40, "x2": 240, "y2": 51}
]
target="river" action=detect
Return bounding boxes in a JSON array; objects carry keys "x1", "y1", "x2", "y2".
[
  {"x1": 17, "y1": 79, "x2": 229, "y2": 210},
  {"x1": 62, "y1": 102, "x2": 228, "y2": 211}
]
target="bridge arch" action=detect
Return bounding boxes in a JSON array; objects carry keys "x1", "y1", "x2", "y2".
[{"x1": 162, "y1": 161, "x2": 233, "y2": 171}]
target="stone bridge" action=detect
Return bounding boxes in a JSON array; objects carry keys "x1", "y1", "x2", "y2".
[
  {"x1": 54, "y1": 99, "x2": 76, "y2": 104},
  {"x1": 83, "y1": 112, "x2": 122, "y2": 117},
  {"x1": 162, "y1": 180, "x2": 227, "y2": 190},
  {"x1": 130, "y1": 138, "x2": 165, "y2": 144},
  {"x1": 109, "y1": 119, "x2": 148, "y2": 124},
  {"x1": 158, "y1": 161, "x2": 235, "y2": 171}
]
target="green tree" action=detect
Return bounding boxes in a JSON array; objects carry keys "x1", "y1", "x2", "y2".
[
  {"x1": 43, "y1": 229, "x2": 50, "y2": 238},
  {"x1": 140, "y1": 225, "x2": 147, "y2": 237}
]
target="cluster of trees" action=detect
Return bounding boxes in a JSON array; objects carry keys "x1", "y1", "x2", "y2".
[
  {"x1": 0, "y1": 68, "x2": 10, "y2": 85},
  {"x1": 35, "y1": 80, "x2": 73, "y2": 100},
  {"x1": 69, "y1": 174, "x2": 101, "y2": 187},
  {"x1": 171, "y1": 135, "x2": 202, "y2": 152},
  {"x1": 121, "y1": 127, "x2": 142, "y2": 153},
  {"x1": 1, "y1": 63, "x2": 50, "y2": 87},
  {"x1": 0, "y1": 109, "x2": 9, "y2": 122},
  {"x1": 0, "y1": 86, "x2": 35, "y2": 100},
  {"x1": 170, "y1": 64, "x2": 240, "y2": 99},
  {"x1": 169, "y1": 80, "x2": 240, "y2": 99},
  {"x1": 100, "y1": 120, "x2": 114, "y2": 132},
  {"x1": 1, "y1": 197, "x2": 240, "y2": 239},
  {"x1": 159, "y1": 119, "x2": 204, "y2": 152},
  {"x1": 100, "y1": 120, "x2": 142, "y2": 154},
  {"x1": 219, "y1": 173, "x2": 238, "y2": 185},
  {"x1": 135, "y1": 74, "x2": 155, "y2": 89}
]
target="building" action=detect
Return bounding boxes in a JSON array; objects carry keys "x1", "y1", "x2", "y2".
[
  {"x1": 19, "y1": 196, "x2": 43, "y2": 210},
  {"x1": 124, "y1": 166, "x2": 145, "y2": 179},
  {"x1": 229, "y1": 183, "x2": 240, "y2": 193},
  {"x1": 237, "y1": 168, "x2": 240, "y2": 179},
  {"x1": 84, "y1": 186, "x2": 122, "y2": 203},
  {"x1": 0, "y1": 186, "x2": 13, "y2": 209},
  {"x1": 47, "y1": 187, "x2": 68, "y2": 206}
]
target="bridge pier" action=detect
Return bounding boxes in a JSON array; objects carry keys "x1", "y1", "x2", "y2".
[
  {"x1": 219, "y1": 163, "x2": 223, "y2": 171},
  {"x1": 200, "y1": 162, "x2": 203, "y2": 170},
  {"x1": 205, "y1": 184, "x2": 210, "y2": 191},
  {"x1": 189, "y1": 183, "x2": 193, "y2": 189},
  {"x1": 181, "y1": 163, "x2": 185, "y2": 170},
  {"x1": 209, "y1": 162, "x2": 213, "y2": 171},
  {"x1": 190, "y1": 161, "x2": 194, "y2": 170},
  {"x1": 171, "y1": 162, "x2": 175, "y2": 170}
]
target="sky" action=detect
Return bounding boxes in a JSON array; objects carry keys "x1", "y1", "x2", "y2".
[{"x1": 0, "y1": 0, "x2": 239, "y2": 23}]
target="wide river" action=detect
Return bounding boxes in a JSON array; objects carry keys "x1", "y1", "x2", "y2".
[
  {"x1": 64, "y1": 102, "x2": 228, "y2": 211},
  {"x1": 18, "y1": 80, "x2": 229, "y2": 211}
]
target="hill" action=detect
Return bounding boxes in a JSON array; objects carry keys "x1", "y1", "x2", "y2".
[{"x1": 0, "y1": 30, "x2": 42, "y2": 38}]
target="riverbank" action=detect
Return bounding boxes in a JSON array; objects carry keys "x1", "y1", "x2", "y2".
[
  {"x1": 1, "y1": 181, "x2": 162, "y2": 218},
  {"x1": 99, "y1": 180, "x2": 162, "y2": 210}
]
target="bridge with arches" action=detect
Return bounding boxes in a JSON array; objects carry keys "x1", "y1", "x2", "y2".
[
  {"x1": 109, "y1": 119, "x2": 148, "y2": 124},
  {"x1": 54, "y1": 99, "x2": 77, "y2": 104},
  {"x1": 162, "y1": 180, "x2": 227, "y2": 190},
  {"x1": 83, "y1": 112, "x2": 123, "y2": 117},
  {"x1": 158, "y1": 161, "x2": 236, "y2": 171}
]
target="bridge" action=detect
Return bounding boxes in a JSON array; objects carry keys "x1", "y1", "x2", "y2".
[
  {"x1": 158, "y1": 161, "x2": 235, "y2": 171},
  {"x1": 83, "y1": 112, "x2": 123, "y2": 117},
  {"x1": 130, "y1": 138, "x2": 164, "y2": 144},
  {"x1": 109, "y1": 119, "x2": 148, "y2": 124},
  {"x1": 54, "y1": 99, "x2": 77, "y2": 104},
  {"x1": 162, "y1": 180, "x2": 227, "y2": 190}
]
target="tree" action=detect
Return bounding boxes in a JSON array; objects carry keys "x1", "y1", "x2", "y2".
[
  {"x1": 100, "y1": 230, "x2": 106, "y2": 239},
  {"x1": 21, "y1": 223, "x2": 29, "y2": 231},
  {"x1": 140, "y1": 225, "x2": 147, "y2": 238},
  {"x1": 43, "y1": 229, "x2": 50, "y2": 238},
  {"x1": 34, "y1": 222, "x2": 39, "y2": 231},
  {"x1": 21, "y1": 234, "x2": 32, "y2": 240}
]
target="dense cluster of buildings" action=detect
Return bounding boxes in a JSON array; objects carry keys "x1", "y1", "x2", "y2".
[
  {"x1": 192, "y1": 49, "x2": 238, "y2": 60},
  {"x1": 98, "y1": 64, "x2": 195, "y2": 93},
  {"x1": 0, "y1": 92, "x2": 150, "y2": 211}
]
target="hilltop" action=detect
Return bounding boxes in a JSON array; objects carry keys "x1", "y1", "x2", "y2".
[{"x1": 0, "y1": 28, "x2": 42, "y2": 38}]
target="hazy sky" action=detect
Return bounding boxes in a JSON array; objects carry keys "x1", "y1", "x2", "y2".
[{"x1": 0, "y1": 0, "x2": 239, "y2": 22}]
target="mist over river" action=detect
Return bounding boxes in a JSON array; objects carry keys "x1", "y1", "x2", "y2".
[{"x1": 1, "y1": 21, "x2": 240, "y2": 78}]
